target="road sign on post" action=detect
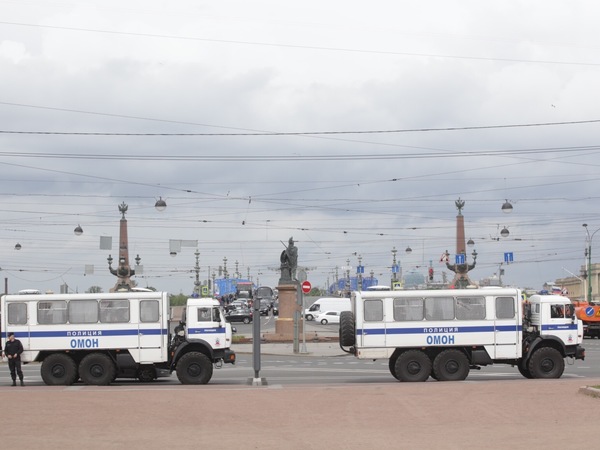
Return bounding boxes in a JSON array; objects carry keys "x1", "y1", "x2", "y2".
[{"x1": 301, "y1": 280, "x2": 312, "y2": 294}]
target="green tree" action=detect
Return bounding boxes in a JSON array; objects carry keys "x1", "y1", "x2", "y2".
[{"x1": 170, "y1": 293, "x2": 188, "y2": 306}]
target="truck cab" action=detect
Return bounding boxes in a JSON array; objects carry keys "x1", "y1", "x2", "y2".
[
  {"x1": 525, "y1": 294, "x2": 583, "y2": 347},
  {"x1": 174, "y1": 297, "x2": 234, "y2": 353},
  {"x1": 169, "y1": 297, "x2": 235, "y2": 384}
]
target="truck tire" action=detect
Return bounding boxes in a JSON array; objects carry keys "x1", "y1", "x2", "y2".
[
  {"x1": 79, "y1": 353, "x2": 116, "y2": 385},
  {"x1": 432, "y1": 349, "x2": 469, "y2": 381},
  {"x1": 137, "y1": 366, "x2": 156, "y2": 382},
  {"x1": 517, "y1": 362, "x2": 533, "y2": 379},
  {"x1": 339, "y1": 311, "x2": 356, "y2": 347},
  {"x1": 395, "y1": 350, "x2": 432, "y2": 382},
  {"x1": 388, "y1": 355, "x2": 400, "y2": 380},
  {"x1": 176, "y1": 352, "x2": 213, "y2": 384},
  {"x1": 41, "y1": 354, "x2": 78, "y2": 386},
  {"x1": 306, "y1": 314, "x2": 314, "y2": 321},
  {"x1": 528, "y1": 347, "x2": 564, "y2": 379}
]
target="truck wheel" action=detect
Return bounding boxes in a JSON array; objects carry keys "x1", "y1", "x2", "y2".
[
  {"x1": 41, "y1": 354, "x2": 78, "y2": 386},
  {"x1": 137, "y1": 366, "x2": 156, "y2": 382},
  {"x1": 306, "y1": 314, "x2": 314, "y2": 321},
  {"x1": 528, "y1": 347, "x2": 564, "y2": 379},
  {"x1": 176, "y1": 352, "x2": 213, "y2": 384},
  {"x1": 339, "y1": 311, "x2": 356, "y2": 347},
  {"x1": 517, "y1": 362, "x2": 533, "y2": 379},
  {"x1": 79, "y1": 353, "x2": 116, "y2": 385},
  {"x1": 395, "y1": 350, "x2": 432, "y2": 382},
  {"x1": 388, "y1": 355, "x2": 400, "y2": 380},
  {"x1": 432, "y1": 350, "x2": 469, "y2": 381}
]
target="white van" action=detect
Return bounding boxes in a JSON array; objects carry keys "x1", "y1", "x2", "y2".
[{"x1": 304, "y1": 297, "x2": 351, "y2": 321}]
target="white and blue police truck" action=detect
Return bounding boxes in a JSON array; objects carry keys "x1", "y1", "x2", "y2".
[
  {"x1": 339, "y1": 288, "x2": 585, "y2": 381},
  {"x1": 0, "y1": 291, "x2": 235, "y2": 385}
]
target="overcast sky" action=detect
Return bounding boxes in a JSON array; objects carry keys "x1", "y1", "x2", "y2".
[{"x1": 1, "y1": 1, "x2": 599, "y2": 295}]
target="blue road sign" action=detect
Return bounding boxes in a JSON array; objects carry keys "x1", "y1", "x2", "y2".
[
  {"x1": 504, "y1": 252, "x2": 514, "y2": 263},
  {"x1": 455, "y1": 254, "x2": 465, "y2": 265}
]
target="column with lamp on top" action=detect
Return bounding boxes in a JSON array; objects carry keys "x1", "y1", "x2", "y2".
[{"x1": 583, "y1": 224, "x2": 600, "y2": 303}]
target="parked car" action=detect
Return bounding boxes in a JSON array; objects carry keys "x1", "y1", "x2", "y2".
[
  {"x1": 314, "y1": 311, "x2": 341, "y2": 325},
  {"x1": 225, "y1": 308, "x2": 253, "y2": 324}
]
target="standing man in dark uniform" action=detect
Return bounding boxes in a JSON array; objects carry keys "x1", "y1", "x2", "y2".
[{"x1": 3, "y1": 332, "x2": 24, "y2": 386}]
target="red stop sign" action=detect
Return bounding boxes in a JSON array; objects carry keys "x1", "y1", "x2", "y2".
[{"x1": 301, "y1": 281, "x2": 312, "y2": 294}]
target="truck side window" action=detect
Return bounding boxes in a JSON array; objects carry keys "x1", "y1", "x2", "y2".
[
  {"x1": 425, "y1": 296, "x2": 454, "y2": 320},
  {"x1": 565, "y1": 304, "x2": 574, "y2": 317},
  {"x1": 551, "y1": 305, "x2": 564, "y2": 318},
  {"x1": 495, "y1": 297, "x2": 515, "y2": 319},
  {"x1": 38, "y1": 301, "x2": 67, "y2": 324},
  {"x1": 213, "y1": 307, "x2": 221, "y2": 322},
  {"x1": 140, "y1": 300, "x2": 159, "y2": 322},
  {"x1": 68, "y1": 299, "x2": 99, "y2": 324},
  {"x1": 456, "y1": 297, "x2": 486, "y2": 320},
  {"x1": 364, "y1": 299, "x2": 383, "y2": 321},
  {"x1": 393, "y1": 298, "x2": 423, "y2": 321},
  {"x1": 100, "y1": 299, "x2": 130, "y2": 323},
  {"x1": 7, "y1": 303, "x2": 27, "y2": 325},
  {"x1": 197, "y1": 307, "x2": 211, "y2": 322}
]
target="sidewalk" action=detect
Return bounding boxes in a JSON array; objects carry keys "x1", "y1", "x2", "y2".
[{"x1": 2, "y1": 376, "x2": 598, "y2": 449}]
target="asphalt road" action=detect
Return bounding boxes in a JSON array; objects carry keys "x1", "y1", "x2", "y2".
[{"x1": 2, "y1": 337, "x2": 599, "y2": 387}]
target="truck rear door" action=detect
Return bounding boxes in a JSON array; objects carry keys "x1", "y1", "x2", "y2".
[
  {"x1": 493, "y1": 296, "x2": 520, "y2": 359},
  {"x1": 360, "y1": 298, "x2": 386, "y2": 348},
  {"x1": 138, "y1": 299, "x2": 166, "y2": 363}
]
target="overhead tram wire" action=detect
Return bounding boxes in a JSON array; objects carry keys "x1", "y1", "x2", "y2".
[
  {"x1": 1, "y1": 21, "x2": 599, "y2": 67},
  {"x1": 4, "y1": 102, "x2": 600, "y2": 156},
  {"x1": 0, "y1": 144, "x2": 599, "y2": 161},
  {"x1": 2, "y1": 118, "x2": 600, "y2": 137}
]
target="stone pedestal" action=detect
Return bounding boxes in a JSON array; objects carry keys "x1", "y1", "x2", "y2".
[{"x1": 275, "y1": 283, "x2": 303, "y2": 339}]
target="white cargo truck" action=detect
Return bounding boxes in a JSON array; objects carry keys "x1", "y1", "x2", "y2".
[
  {"x1": 339, "y1": 288, "x2": 585, "y2": 381},
  {"x1": 0, "y1": 291, "x2": 235, "y2": 385}
]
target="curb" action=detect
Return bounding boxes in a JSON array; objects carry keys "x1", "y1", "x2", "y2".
[{"x1": 579, "y1": 386, "x2": 600, "y2": 398}]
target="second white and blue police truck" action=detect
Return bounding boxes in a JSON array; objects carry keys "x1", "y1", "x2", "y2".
[
  {"x1": 339, "y1": 288, "x2": 585, "y2": 381},
  {"x1": 0, "y1": 291, "x2": 235, "y2": 385}
]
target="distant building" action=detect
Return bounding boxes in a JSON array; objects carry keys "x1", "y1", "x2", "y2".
[
  {"x1": 553, "y1": 263, "x2": 600, "y2": 302},
  {"x1": 479, "y1": 275, "x2": 501, "y2": 287},
  {"x1": 403, "y1": 271, "x2": 425, "y2": 289}
]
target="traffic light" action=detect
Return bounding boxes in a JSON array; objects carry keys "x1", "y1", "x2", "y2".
[{"x1": 428, "y1": 267, "x2": 434, "y2": 281}]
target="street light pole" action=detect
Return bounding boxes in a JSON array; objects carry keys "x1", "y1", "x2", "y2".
[
  {"x1": 583, "y1": 224, "x2": 600, "y2": 303},
  {"x1": 391, "y1": 246, "x2": 397, "y2": 286}
]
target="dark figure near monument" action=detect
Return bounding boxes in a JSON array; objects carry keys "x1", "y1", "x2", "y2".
[{"x1": 280, "y1": 237, "x2": 298, "y2": 283}]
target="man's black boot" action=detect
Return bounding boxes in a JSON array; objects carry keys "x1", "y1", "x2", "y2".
[
  {"x1": 20, "y1": 380, "x2": 24, "y2": 386},
  {"x1": 11, "y1": 381, "x2": 16, "y2": 387}
]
